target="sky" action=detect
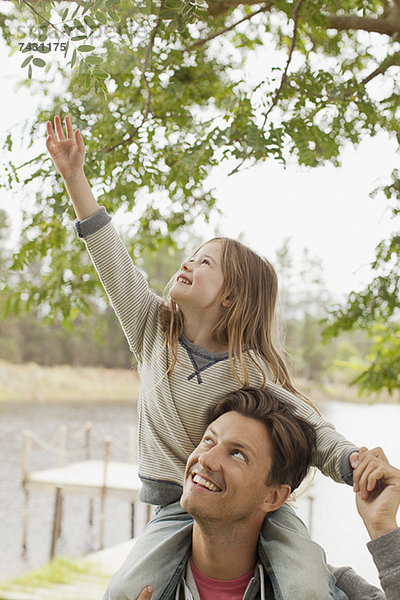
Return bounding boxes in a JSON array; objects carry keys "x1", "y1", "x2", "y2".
[{"x1": 1, "y1": 23, "x2": 398, "y2": 303}]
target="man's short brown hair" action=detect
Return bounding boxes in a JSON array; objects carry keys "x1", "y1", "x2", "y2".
[{"x1": 208, "y1": 387, "x2": 317, "y2": 491}]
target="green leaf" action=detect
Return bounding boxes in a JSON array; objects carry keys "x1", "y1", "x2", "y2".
[
  {"x1": 93, "y1": 68, "x2": 109, "y2": 79},
  {"x1": 71, "y1": 49, "x2": 77, "y2": 68},
  {"x1": 85, "y1": 55, "x2": 104, "y2": 65},
  {"x1": 21, "y1": 55, "x2": 33, "y2": 68},
  {"x1": 71, "y1": 3, "x2": 81, "y2": 19},
  {"x1": 82, "y1": 0, "x2": 93, "y2": 16},
  {"x1": 61, "y1": 7, "x2": 69, "y2": 21},
  {"x1": 64, "y1": 40, "x2": 69, "y2": 58},
  {"x1": 74, "y1": 19, "x2": 86, "y2": 33},
  {"x1": 39, "y1": 32, "x2": 47, "y2": 42},
  {"x1": 160, "y1": 9, "x2": 178, "y2": 19},
  {"x1": 28, "y1": 64, "x2": 32, "y2": 79},
  {"x1": 84, "y1": 15, "x2": 97, "y2": 29},
  {"x1": 78, "y1": 57, "x2": 86, "y2": 77},
  {"x1": 78, "y1": 44, "x2": 96, "y2": 52},
  {"x1": 71, "y1": 35, "x2": 87, "y2": 41},
  {"x1": 107, "y1": 8, "x2": 120, "y2": 22},
  {"x1": 32, "y1": 58, "x2": 46, "y2": 67},
  {"x1": 95, "y1": 11, "x2": 107, "y2": 24},
  {"x1": 93, "y1": 0, "x2": 104, "y2": 10},
  {"x1": 85, "y1": 69, "x2": 92, "y2": 88},
  {"x1": 38, "y1": 45, "x2": 51, "y2": 54}
]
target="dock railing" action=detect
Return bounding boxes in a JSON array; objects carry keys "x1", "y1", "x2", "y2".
[{"x1": 21, "y1": 423, "x2": 143, "y2": 559}]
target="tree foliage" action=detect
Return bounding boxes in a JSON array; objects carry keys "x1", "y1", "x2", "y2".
[{"x1": 1, "y1": 0, "x2": 400, "y2": 393}]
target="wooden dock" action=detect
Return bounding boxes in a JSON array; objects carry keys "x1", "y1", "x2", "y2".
[{"x1": 21, "y1": 427, "x2": 150, "y2": 560}]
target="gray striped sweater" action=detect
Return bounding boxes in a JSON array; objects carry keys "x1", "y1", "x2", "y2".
[{"x1": 76, "y1": 207, "x2": 358, "y2": 505}]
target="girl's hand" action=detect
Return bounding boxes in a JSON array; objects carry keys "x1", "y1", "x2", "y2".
[{"x1": 46, "y1": 115, "x2": 85, "y2": 180}]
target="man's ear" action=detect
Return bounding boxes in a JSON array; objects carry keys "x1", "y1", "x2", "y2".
[
  {"x1": 221, "y1": 297, "x2": 232, "y2": 308},
  {"x1": 262, "y1": 484, "x2": 291, "y2": 514}
]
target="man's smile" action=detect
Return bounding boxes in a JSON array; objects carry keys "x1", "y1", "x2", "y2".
[{"x1": 191, "y1": 471, "x2": 222, "y2": 493}]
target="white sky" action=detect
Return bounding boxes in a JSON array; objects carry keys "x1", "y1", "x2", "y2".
[{"x1": 0, "y1": 29, "x2": 398, "y2": 301}]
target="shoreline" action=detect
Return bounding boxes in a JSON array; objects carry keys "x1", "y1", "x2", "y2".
[
  {"x1": 0, "y1": 360, "x2": 398, "y2": 404},
  {"x1": 0, "y1": 360, "x2": 140, "y2": 403}
]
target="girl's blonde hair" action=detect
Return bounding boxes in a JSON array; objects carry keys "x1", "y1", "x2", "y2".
[{"x1": 159, "y1": 237, "x2": 309, "y2": 403}]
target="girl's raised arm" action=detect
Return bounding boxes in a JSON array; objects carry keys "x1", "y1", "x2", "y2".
[{"x1": 46, "y1": 115, "x2": 99, "y2": 221}]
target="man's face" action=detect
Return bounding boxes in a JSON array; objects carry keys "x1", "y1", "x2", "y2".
[{"x1": 181, "y1": 411, "x2": 277, "y2": 527}]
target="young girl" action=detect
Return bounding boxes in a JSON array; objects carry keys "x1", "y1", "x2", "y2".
[{"x1": 46, "y1": 115, "x2": 357, "y2": 600}]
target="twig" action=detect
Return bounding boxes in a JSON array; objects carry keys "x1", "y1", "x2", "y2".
[
  {"x1": 20, "y1": 0, "x2": 64, "y2": 37},
  {"x1": 359, "y1": 51, "x2": 400, "y2": 86},
  {"x1": 228, "y1": 0, "x2": 304, "y2": 177},
  {"x1": 261, "y1": 0, "x2": 305, "y2": 129},
  {"x1": 184, "y1": 2, "x2": 273, "y2": 52}
]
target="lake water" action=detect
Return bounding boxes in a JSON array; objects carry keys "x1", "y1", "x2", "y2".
[{"x1": 1, "y1": 398, "x2": 399, "y2": 588}]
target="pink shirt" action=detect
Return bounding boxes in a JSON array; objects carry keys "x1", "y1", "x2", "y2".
[{"x1": 190, "y1": 558, "x2": 255, "y2": 600}]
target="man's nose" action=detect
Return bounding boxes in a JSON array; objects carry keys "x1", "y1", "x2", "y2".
[{"x1": 198, "y1": 447, "x2": 221, "y2": 471}]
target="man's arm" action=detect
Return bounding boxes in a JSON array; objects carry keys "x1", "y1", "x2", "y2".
[{"x1": 331, "y1": 448, "x2": 400, "y2": 600}]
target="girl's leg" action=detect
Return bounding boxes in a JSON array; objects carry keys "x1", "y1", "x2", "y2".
[
  {"x1": 103, "y1": 501, "x2": 193, "y2": 600},
  {"x1": 259, "y1": 503, "x2": 349, "y2": 600}
]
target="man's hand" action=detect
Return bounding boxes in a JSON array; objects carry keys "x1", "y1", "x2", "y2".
[
  {"x1": 353, "y1": 446, "x2": 400, "y2": 540},
  {"x1": 46, "y1": 115, "x2": 85, "y2": 180},
  {"x1": 137, "y1": 586, "x2": 153, "y2": 600}
]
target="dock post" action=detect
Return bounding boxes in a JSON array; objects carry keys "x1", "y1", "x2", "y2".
[
  {"x1": 21, "y1": 431, "x2": 32, "y2": 555},
  {"x1": 99, "y1": 436, "x2": 111, "y2": 550},
  {"x1": 130, "y1": 503, "x2": 135, "y2": 538},
  {"x1": 85, "y1": 423, "x2": 94, "y2": 527},
  {"x1": 50, "y1": 486, "x2": 63, "y2": 559}
]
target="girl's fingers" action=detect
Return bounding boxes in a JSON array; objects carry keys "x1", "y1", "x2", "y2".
[
  {"x1": 355, "y1": 451, "x2": 388, "y2": 499},
  {"x1": 54, "y1": 114, "x2": 65, "y2": 141},
  {"x1": 45, "y1": 136, "x2": 54, "y2": 152},
  {"x1": 75, "y1": 129, "x2": 85, "y2": 153},
  {"x1": 65, "y1": 115, "x2": 74, "y2": 139},
  {"x1": 46, "y1": 120, "x2": 57, "y2": 143}
]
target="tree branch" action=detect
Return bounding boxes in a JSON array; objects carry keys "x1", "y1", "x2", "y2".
[
  {"x1": 103, "y1": 2, "x2": 165, "y2": 153},
  {"x1": 184, "y1": 2, "x2": 273, "y2": 52},
  {"x1": 325, "y1": 13, "x2": 400, "y2": 36},
  {"x1": 228, "y1": 0, "x2": 304, "y2": 177},
  {"x1": 206, "y1": 0, "x2": 264, "y2": 17},
  {"x1": 20, "y1": 0, "x2": 65, "y2": 37},
  {"x1": 359, "y1": 51, "x2": 400, "y2": 86},
  {"x1": 261, "y1": 0, "x2": 304, "y2": 128}
]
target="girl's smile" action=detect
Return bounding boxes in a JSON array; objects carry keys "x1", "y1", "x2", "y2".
[{"x1": 170, "y1": 240, "x2": 226, "y2": 313}]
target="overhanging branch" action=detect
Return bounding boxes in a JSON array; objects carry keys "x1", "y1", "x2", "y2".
[
  {"x1": 184, "y1": 2, "x2": 273, "y2": 52},
  {"x1": 103, "y1": 1, "x2": 165, "y2": 153},
  {"x1": 326, "y1": 13, "x2": 400, "y2": 36}
]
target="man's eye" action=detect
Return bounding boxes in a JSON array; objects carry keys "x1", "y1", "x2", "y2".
[
  {"x1": 202, "y1": 436, "x2": 213, "y2": 445},
  {"x1": 201, "y1": 258, "x2": 210, "y2": 265},
  {"x1": 232, "y1": 449, "x2": 246, "y2": 461}
]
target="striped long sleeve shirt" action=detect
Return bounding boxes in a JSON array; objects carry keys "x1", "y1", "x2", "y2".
[{"x1": 75, "y1": 207, "x2": 358, "y2": 505}]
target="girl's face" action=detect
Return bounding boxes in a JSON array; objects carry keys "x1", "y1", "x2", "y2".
[{"x1": 170, "y1": 240, "x2": 226, "y2": 313}]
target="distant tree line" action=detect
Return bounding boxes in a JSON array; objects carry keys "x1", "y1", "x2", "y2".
[{"x1": 1, "y1": 209, "x2": 371, "y2": 387}]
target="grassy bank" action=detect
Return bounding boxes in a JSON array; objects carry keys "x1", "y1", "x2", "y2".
[
  {"x1": 0, "y1": 360, "x2": 397, "y2": 404},
  {"x1": 0, "y1": 360, "x2": 140, "y2": 403}
]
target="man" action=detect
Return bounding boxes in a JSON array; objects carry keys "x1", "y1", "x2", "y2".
[{"x1": 133, "y1": 387, "x2": 400, "y2": 599}]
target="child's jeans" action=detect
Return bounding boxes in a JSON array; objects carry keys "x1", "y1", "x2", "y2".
[{"x1": 103, "y1": 501, "x2": 348, "y2": 600}]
